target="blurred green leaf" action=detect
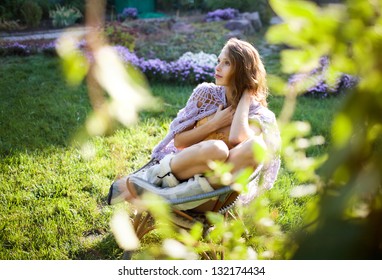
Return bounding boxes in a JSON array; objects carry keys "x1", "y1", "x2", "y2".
[
  {"x1": 206, "y1": 211, "x2": 224, "y2": 225},
  {"x1": 331, "y1": 113, "x2": 353, "y2": 148},
  {"x1": 281, "y1": 49, "x2": 321, "y2": 74},
  {"x1": 270, "y1": 0, "x2": 318, "y2": 21},
  {"x1": 61, "y1": 50, "x2": 89, "y2": 86},
  {"x1": 281, "y1": 121, "x2": 311, "y2": 145},
  {"x1": 266, "y1": 23, "x2": 306, "y2": 46},
  {"x1": 142, "y1": 192, "x2": 174, "y2": 237},
  {"x1": 189, "y1": 222, "x2": 203, "y2": 241},
  {"x1": 234, "y1": 167, "x2": 254, "y2": 193},
  {"x1": 267, "y1": 75, "x2": 287, "y2": 96}
]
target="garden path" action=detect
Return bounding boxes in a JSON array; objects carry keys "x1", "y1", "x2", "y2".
[{"x1": 0, "y1": 26, "x2": 89, "y2": 41}]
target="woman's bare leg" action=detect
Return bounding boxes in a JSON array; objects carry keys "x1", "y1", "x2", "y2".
[
  {"x1": 228, "y1": 136, "x2": 262, "y2": 174},
  {"x1": 192, "y1": 137, "x2": 261, "y2": 211},
  {"x1": 171, "y1": 137, "x2": 261, "y2": 186},
  {"x1": 170, "y1": 139, "x2": 229, "y2": 181}
]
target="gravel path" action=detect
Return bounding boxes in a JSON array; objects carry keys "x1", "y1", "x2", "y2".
[{"x1": 0, "y1": 27, "x2": 89, "y2": 41}]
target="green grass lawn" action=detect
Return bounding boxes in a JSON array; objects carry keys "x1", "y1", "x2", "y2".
[{"x1": 0, "y1": 54, "x2": 345, "y2": 259}]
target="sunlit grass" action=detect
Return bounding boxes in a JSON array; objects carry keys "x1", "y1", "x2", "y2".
[{"x1": 0, "y1": 54, "x2": 343, "y2": 259}]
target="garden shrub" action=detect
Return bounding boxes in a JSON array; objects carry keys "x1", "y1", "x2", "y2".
[
  {"x1": 49, "y1": 4, "x2": 82, "y2": 28},
  {"x1": 0, "y1": 0, "x2": 24, "y2": 22},
  {"x1": 21, "y1": 1, "x2": 43, "y2": 28},
  {"x1": 35, "y1": 0, "x2": 56, "y2": 20},
  {"x1": 103, "y1": 22, "x2": 136, "y2": 51}
]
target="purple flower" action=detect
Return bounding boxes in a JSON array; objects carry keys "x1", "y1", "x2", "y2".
[
  {"x1": 113, "y1": 45, "x2": 141, "y2": 67},
  {"x1": 113, "y1": 46, "x2": 217, "y2": 83},
  {"x1": 1, "y1": 41, "x2": 30, "y2": 56},
  {"x1": 123, "y1": 7, "x2": 138, "y2": 18},
  {"x1": 118, "y1": 7, "x2": 138, "y2": 21},
  {"x1": 0, "y1": 39, "x2": 61, "y2": 56},
  {"x1": 288, "y1": 56, "x2": 358, "y2": 98},
  {"x1": 205, "y1": 8, "x2": 239, "y2": 22}
]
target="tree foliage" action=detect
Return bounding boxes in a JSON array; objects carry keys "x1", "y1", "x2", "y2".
[{"x1": 267, "y1": 0, "x2": 382, "y2": 259}]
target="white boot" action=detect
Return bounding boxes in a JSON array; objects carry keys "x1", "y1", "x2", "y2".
[
  {"x1": 128, "y1": 173, "x2": 216, "y2": 210},
  {"x1": 135, "y1": 154, "x2": 179, "y2": 187},
  {"x1": 167, "y1": 175, "x2": 215, "y2": 210},
  {"x1": 157, "y1": 154, "x2": 179, "y2": 188},
  {"x1": 108, "y1": 155, "x2": 180, "y2": 205}
]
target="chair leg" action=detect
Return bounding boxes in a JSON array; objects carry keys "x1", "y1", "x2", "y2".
[
  {"x1": 136, "y1": 213, "x2": 155, "y2": 239},
  {"x1": 122, "y1": 211, "x2": 156, "y2": 259},
  {"x1": 133, "y1": 212, "x2": 143, "y2": 231}
]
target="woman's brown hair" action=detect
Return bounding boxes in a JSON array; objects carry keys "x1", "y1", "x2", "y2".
[{"x1": 224, "y1": 38, "x2": 268, "y2": 107}]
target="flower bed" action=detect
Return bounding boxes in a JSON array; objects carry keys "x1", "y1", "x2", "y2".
[
  {"x1": 114, "y1": 46, "x2": 217, "y2": 83},
  {"x1": 288, "y1": 56, "x2": 358, "y2": 98},
  {"x1": 0, "y1": 39, "x2": 217, "y2": 84},
  {"x1": 0, "y1": 39, "x2": 56, "y2": 56}
]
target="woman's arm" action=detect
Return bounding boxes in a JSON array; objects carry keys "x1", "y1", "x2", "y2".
[
  {"x1": 229, "y1": 91, "x2": 256, "y2": 146},
  {"x1": 174, "y1": 105, "x2": 234, "y2": 149}
]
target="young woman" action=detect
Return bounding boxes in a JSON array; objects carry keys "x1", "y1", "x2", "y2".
[{"x1": 108, "y1": 38, "x2": 281, "y2": 211}]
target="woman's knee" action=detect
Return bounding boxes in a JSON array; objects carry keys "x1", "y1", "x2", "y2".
[
  {"x1": 200, "y1": 140, "x2": 229, "y2": 161},
  {"x1": 229, "y1": 136, "x2": 266, "y2": 168}
]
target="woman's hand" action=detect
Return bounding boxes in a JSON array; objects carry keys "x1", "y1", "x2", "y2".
[
  {"x1": 174, "y1": 105, "x2": 234, "y2": 149},
  {"x1": 210, "y1": 105, "x2": 235, "y2": 130}
]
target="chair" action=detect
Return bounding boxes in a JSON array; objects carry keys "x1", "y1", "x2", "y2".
[{"x1": 109, "y1": 159, "x2": 251, "y2": 259}]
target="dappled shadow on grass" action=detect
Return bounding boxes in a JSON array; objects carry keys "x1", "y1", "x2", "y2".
[{"x1": 75, "y1": 232, "x2": 124, "y2": 260}]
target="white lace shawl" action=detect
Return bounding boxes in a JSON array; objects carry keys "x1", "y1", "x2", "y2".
[{"x1": 151, "y1": 82, "x2": 281, "y2": 204}]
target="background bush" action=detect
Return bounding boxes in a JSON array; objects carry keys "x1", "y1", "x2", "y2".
[
  {"x1": 35, "y1": 0, "x2": 58, "y2": 20},
  {"x1": 51, "y1": 0, "x2": 86, "y2": 13},
  {"x1": 103, "y1": 22, "x2": 136, "y2": 51},
  {"x1": 21, "y1": 1, "x2": 43, "y2": 28},
  {"x1": 203, "y1": 0, "x2": 273, "y2": 24},
  {"x1": 49, "y1": 4, "x2": 82, "y2": 28},
  {"x1": 0, "y1": 0, "x2": 85, "y2": 28},
  {"x1": 0, "y1": 0, "x2": 25, "y2": 22}
]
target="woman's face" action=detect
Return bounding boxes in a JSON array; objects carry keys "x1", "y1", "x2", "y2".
[{"x1": 215, "y1": 48, "x2": 233, "y2": 87}]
